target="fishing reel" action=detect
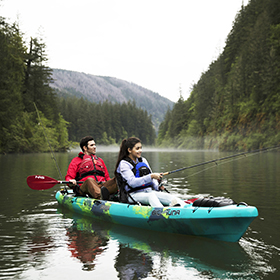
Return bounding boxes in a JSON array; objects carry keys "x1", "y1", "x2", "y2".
[{"x1": 158, "y1": 179, "x2": 172, "y2": 193}]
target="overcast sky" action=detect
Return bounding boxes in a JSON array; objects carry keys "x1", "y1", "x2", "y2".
[{"x1": 2, "y1": 0, "x2": 249, "y2": 102}]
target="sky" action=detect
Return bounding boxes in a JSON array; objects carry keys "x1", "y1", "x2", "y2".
[{"x1": 1, "y1": 0, "x2": 249, "y2": 102}]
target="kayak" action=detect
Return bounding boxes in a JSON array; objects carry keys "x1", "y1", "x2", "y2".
[{"x1": 55, "y1": 190, "x2": 258, "y2": 243}]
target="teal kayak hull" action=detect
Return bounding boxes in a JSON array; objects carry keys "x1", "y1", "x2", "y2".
[{"x1": 55, "y1": 190, "x2": 258, "y2": 242}]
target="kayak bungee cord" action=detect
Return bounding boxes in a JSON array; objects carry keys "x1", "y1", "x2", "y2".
[
  {"x1": 34, "y1": 103, "x2": 64, "y2": 181},
  {"x1": 162, "y1": 145, "x2": 280, "y2": 177}
]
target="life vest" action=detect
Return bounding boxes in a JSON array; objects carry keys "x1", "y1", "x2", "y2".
[
  {"x1": 77, "y1": 154, "x2": 105, "y2": 181},
  {"x1": 116, "y1": 157, "x2": 153, "y2": 203},
  {"x1": 122, "y1": 157, "x2": 152, "y2": 190},
  {"x1": 126, "y1": 157, "x2": 152, "y2": 185}
]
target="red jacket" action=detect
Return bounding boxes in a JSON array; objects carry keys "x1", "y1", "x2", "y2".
[{"x1": 65, "y1": 152, "x2": 110, "y2": 184}]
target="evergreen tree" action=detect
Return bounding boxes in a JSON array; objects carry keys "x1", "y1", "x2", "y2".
[
  {"x1": 57, "y1": 96, "x2": 156, "y2": 145},
  {"x1": 23, "y1": 37, "x2": 57, "y2": 120},
  {"x1": 0, "y1": 18, "x2": 69, "y2": 153},
  {"x1": 0, "y1": 20, "x2": 25, "y2": 152},
  {"x1": 158, "y1": 0, "x2": 280, "y2": 151}
]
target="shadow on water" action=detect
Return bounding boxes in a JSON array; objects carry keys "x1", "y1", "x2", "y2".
[{"x1": 57, "y1": 206, "x2": 276, "y2": 280}]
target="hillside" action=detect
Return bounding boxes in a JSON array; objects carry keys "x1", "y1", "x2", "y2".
[
  {"x1": 50, "y1": 69, "x2": 174, "y2": 131},
  {"x1": 157, "y1": 0, "x2": 280, "y2": 151}
]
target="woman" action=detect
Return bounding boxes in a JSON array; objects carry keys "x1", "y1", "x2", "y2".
[{"x1": 115, "y1": 137, "x2": 185, "y2": 207}]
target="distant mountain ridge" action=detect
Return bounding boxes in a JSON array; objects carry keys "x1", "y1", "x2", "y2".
[{"x1": 50, "y1": 69, "x2": 174, "y2": 131}]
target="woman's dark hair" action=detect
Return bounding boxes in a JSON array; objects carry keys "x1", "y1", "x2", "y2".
[
  {"x1": 80, "y1": 136, "x2": 94, "y2": 152},
  {"x1": 114, "y1": 137, "x2": 141, "y2": 175}
]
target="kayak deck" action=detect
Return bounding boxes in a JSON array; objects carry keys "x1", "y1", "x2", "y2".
[{"x1": 55, "y1": 190, "x2": 258, "y2": 242}]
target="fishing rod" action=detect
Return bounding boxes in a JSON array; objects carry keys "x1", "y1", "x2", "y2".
[
  {"x1": 34, "y1": 103, "x2": 63, "y2": 181},
  {"x1": 162, "y1": 145, "x2": 280, "y2": 176}
]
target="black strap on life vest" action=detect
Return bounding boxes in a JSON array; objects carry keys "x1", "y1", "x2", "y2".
[
  {"x1": 124, "y1": 157, "x2": 141, "y2": 175},
  {"x1": 76, "y1": 155, "x2": 105, "y2": 181}
]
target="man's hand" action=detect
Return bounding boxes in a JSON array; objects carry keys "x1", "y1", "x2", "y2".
[{"x1": 69, "y1": 179, "x2": 77, "y2": 185}]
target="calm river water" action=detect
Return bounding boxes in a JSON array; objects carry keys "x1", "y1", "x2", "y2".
[{"x1": 0, "y1": 147, "x2": 279, "y2": 279}]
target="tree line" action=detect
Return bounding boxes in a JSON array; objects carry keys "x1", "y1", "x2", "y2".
[
  {"x1": 157, "y1": 0, "x2": 280, "y2": 151},
  {"x1": 0, "y1": 18, "x2": 156, "y2": 153},
  {"x1": 57, "y1": 96, "x2": 156, "y2": 145}
]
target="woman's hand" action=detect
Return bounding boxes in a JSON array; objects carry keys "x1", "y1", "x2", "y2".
[{"x1": 151, "y1": 173, "x2": 162, "y2": 181}]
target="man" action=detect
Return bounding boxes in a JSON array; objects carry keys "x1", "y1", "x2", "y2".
[{"x1": 66, "y1": 136, "x2": 118, "y2": 199}]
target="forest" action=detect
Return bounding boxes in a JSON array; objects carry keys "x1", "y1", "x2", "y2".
[
  {"x1": 57, "y1": 97, "x2": 156, "y2": 145},
  {"x1": 157, "y1": 0, "x2": 280, "y2": 151},
  {"x1": 2, "y1": 0, "x2": 280, "y2": 153},
  {"x1": 0, "y1": 18, "x2": 155, "y2": 153}
]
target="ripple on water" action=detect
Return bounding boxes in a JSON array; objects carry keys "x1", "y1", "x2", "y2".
[{"x1": 0, "y1": 201, "x2": 72, "y2": 280}]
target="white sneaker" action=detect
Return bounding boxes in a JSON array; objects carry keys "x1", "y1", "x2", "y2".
[{"x1": 169, "y1": 199, "x2": 180, "y2": 207}]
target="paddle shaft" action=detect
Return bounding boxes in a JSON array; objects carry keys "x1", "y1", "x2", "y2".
[
  {"x1": 51, "y1": 180, "x2": 81, "y2": 184},
  {"x1": 162, "y1": 145, "x2": 280, "y2": 176}
]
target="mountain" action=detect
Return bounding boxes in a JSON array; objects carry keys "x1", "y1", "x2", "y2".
[{"x1": 50, "y1": 69, "x2": 174, "y2": 131}]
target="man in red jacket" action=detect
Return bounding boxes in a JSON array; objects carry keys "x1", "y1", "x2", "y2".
[{"x1": 66, "y1": 136, "x2": 117, "y2": 199}]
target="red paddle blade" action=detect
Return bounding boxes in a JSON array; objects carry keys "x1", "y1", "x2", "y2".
[{"x1": 27, "y1": 175, "x2": 60, "y2": 190}]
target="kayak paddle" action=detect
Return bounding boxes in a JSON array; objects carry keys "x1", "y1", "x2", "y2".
[{"x1": 27, "y1": 175, "x2": 82, "y2": 190}]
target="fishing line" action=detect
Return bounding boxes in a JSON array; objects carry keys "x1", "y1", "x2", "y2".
[
  {"x1": 165, "y1": 145, "x2": 280, "y2": 179},
  {"x1": 185, "y1": 151, "x2": 257, "y2": 179},
  {"x1": 34, "y1": 103, "x2": 63, "y2": 180}
]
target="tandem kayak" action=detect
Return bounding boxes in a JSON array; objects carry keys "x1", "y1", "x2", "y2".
[{"x1": 55, "y1": 190, "x2": 258, "y2": 243}]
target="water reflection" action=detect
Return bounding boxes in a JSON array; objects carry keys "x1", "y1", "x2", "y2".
[
  {"x1": 0, "y1": 201, "x2": 59, "y2": 279},
  {"x1": 66, "y1": 220, "x2": 109, "y2": 271},
  {"x1": 115, "y1": 244, "x2": 153, "y2": 280},
  {"x1": 61, "y1": 207, "x2": 153, "y2": 277},
  {"x1": 58, "y1": 207, "x2": 275, "y2": 279}
]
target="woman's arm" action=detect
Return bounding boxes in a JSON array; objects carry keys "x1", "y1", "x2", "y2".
[{"x1": 142, "y1": 158, "x2": 160, "y2": 190}]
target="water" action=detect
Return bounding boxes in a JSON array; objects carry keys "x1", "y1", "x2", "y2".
[{"x1": 0, "y1": 148, "x2": 279, "y2": 279}]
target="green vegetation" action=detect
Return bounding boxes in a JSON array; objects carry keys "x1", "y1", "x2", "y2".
[
  {"x1": 157, "y1": 0, "x2": 280, "y2": 151},
  {"x1": 2, "y1": 0, "x2": 279, "y2": 153},
  {"x1": 0, "y1": 19, "x2": 68, "y2": 153},
  {"x1": 0, "y1": 18, "x2": 156, "y2": 153},
  {"x1": 57, "y1": 97, "x2": 156, "y2": 145}
]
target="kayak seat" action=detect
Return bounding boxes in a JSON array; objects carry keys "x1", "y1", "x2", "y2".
[
  {"x1": 115, "y1": 175, "x2": 145, "y2": 205},
  {"x1": 101, "y1": 186, "x2": 110, "y2": 200}
]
